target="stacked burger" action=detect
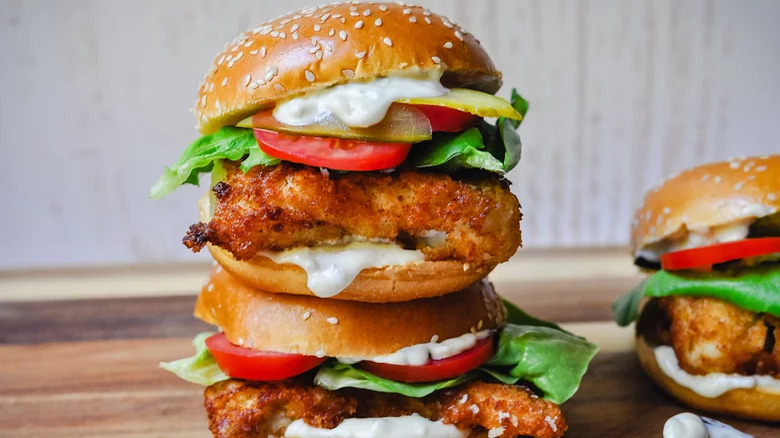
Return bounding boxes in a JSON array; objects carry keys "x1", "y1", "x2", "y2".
[
  {"x1": 614, "y1": 155, "x2": 780, "y2": 421},
  {"x1": 154, "y1": 3, "x2": 597, "y2": 438}
]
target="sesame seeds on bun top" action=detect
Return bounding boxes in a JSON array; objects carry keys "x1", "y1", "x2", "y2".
[
  {"x1": 194, "y1": 2, "x2": 502, "y2": 134},
  {"x1": 631, "y1": 155, "x2": 780, "y2": 255}
]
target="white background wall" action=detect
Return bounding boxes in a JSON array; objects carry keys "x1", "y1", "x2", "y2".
[{"x1": 1, "y1": 0, "x2": 778, "y2": 269}]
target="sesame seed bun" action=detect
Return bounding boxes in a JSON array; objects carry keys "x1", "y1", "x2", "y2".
[
  {"x1": 196, "y1": 267, "x2": 506, "y2": 358},
  {"x1": 631, "y1": 155, "x2": 780, "y2": 256},
  {"x1": 195, "y1": 2, "x2": 501, "y2": 134},
  {"x1": 635, "y1": 335, "x2": 780, "y2": 422},
  {"x1": 208, "y1": 244, "x2": 494, "y2": 303}
]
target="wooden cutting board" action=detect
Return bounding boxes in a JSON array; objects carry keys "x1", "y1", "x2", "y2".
[{"x1": 0, "y1": 250, "x2": 777, "y2": 437}]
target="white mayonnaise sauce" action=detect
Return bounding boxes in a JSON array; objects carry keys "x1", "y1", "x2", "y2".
[
  {"x1": 273, "y1": 72, "x2": 448, "y2": 128},
  {"x1": 637, "y1": 205, "x2": 776, "y2": 262},
  {"x1": 262, "y1": 242, "x2": 424, "y2": 298},
  {"x1": 663, "y1": 412, "x2": 753, "y2": 438},
  {"x1": 284, "y1": 414, "x2": 467, "y2": 438},
  {"x1": 338, "y1": 330, "x2": 492, "y2": 366},
  {"x1": 654, "y1": 346, "x2": 780, "y2": 398}
]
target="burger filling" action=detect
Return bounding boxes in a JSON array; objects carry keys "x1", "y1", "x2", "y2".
[
  {"x1": 614, "y1": 217, "x2": 780, "y2": 397},
  {"x1": 162, "y1": 301, "x2": 598, "y2": 438}
]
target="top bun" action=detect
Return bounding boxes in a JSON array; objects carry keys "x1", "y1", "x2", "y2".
[
  {"x1": 631, "y1": 155, "x2": 779, "y2": 255},
  {"x1": 194, "y1": 2, "x2": 502, "y2": 133}
]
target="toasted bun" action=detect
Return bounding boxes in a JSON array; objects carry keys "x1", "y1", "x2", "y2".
[
  {"x1": 636, "y1": 335, "x2": 780, "y2": 422},
  {"x1": 631, "y1": 155, "x2": 780, "y2": 255},
  {"x1": 196, "y1": 267, "x2": 506, "y2": 357},
  {"x1": 195, "y1": 2, "x2": 501, "y2": 133},
  {"x1": 208, "y1": 244, "x2": 494, "y2": 303}
]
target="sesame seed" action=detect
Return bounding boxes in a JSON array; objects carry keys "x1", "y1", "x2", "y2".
[
  {"x1": 768, "y1": 193, "x2": 777, "y2": 201},
  {"x1": 332, "y1": 13, "x2": 341, "y2": 18},
  {"x1": 208, "y1": 83, "x2": 215, "y2": 92},
  {"x1": 314, "y1": 24, "x2": 322, "y2": 31},
  {"x1": 221, "y1": 77, "x2": 228, "y2": 86},
  {"x1": 329, "y1": 28, "x2": 335, "y2": 36},
  {"x1": 291, "y1": 24, "x2": 299, "y2": 32},
  {"x1": 303, "y1": 311, "x2": 311, "y2": 320},
  {"x1": 423, "y1": 10, "x2": 431, "y2": 16},
  {"x1": 363, "y1": 9, "x2": 371, "y2": 16},
  {"x1": 206, "y1": 283, "x2": 214, "y2": 292},
  {"x1": 431, "y1": 334, "x2": 439, "y2": 342},
  {"x1": 316, "y1": 49, "x2": 323, "y2": 59},
  {"x1": 701, "y1": 174, "x2": 710, "y2": 181},
  {"x1": 477, "y1": 319, "x2": 483, "y2": 329},
  {"x1": 279, "y1": 32, "x2": 286, "y2": 38},
  {"x1": 237, "y1": 337, "x2": 244, "y2": 345},
  {"x1": 431, "y1": 56, "x2": 441, "y2": 64},
  {"x1": 662, "y1": 207, "x2": 671, "y2": 214},
  {"x1": 349, "y1": 5, "x2": 357, "y2": 11},
  {"x1": 326, "y1": 317, "x2": 339, "y2": 325},
  {"x1": 340, "y1": 17, "x2": 346, "y2": 23},
  {"x1": 349, "y1": 11, "x2": 358, "y2": 16},
  {"x1": 443, "y1": 41, "x2": 453, "y2": 48},
  {"x1": 409, "y1": 16, "x2": 417, "y2": 22},
  {"x1": 342, "y1": 69, "x2": 355, "y2": 78},
  {"x1": 293, "y1": 32, "x2": 299, "y2": 40},
  {"x1": 356, "y1": 50, "x2": 366, "y2": 58},
  {"x1": 469, "y1": 405, "x2": 480, "y2": 414},
  {"x1": 271, "y1": 30, "x2": 279, "y2": 37},
  {"x1": 249, "y1": 82, "x2": 259, "y2": 89},
  {"x1": 714, "y1": 176, "x2": 722, "y2": 183},
  {"x1": 243, "y1": 75, "x2": 251, "y2": 86},
  {"x1": 260, "y1": 47, "x2": 267, "y2": 57},
  {"x1": 274, "y1": 83, "x2": 285, "y2": 91},
  {"x1": 463, "y1": 263, "x2": 470, "y2": 271},
  {"x1": 280, "y1": 18, "x2": 291, "y2": 25},
  {"x1": 730, "y1": 161, "x2": 740, "y2": 169},
  {"x1": 339, "y1": 30, "x2": 347, "y2": 40},
  {"x1": 215, "y1": 99, "x2": 221, "y2": 110},
  {"x1": 379, "y1": 5, "x2": 388, "y2": 11},
  {"x1": 249, "y1": 49, "x2": 258, "y2": 55},
  {"x1": 355, "y1": 20, "x2": 364, "y2": 28},
  {"x1": 748, "y1": 175, "x2": 756, "y2": 180},
  {"x1": 200, "y1": 95, "x2": 207, "y2": 107},
  {"x1": 455, "y1": 30, "x2": 464, "y2": 40},
  {"x1": 383, "y1": 36, "x2": 393, "y2": 46},
  {"x1": 403, "y1": 8, "x2": 411, "y2": 14},
  {"x1": 488, "y1": 427, "x2": 504, "y2": 438},
  {"x1": 375, "y1": 18, "x2": 383, "y2": 26},
  {"x1": 305, "y1": 70, "x2": 316, "y2": 82},
  {"x1": 315, "y1": 350, "x2": 326, "y2": 358},
  {"x1": 424, "y1": 17, "x2": 431, "y2": 24},
  {"x1": 293, "y1": 14, "x2": 301, "y2": 19},
  {"x1": 443, "y1": 20, "x2": 454, "y2": 28},
  {"x1": 226, "y1": 54, "x2": 233, "y2": 62},
  {"x1": 755, "y1": 165, "x2": 767, "y2": 172},
  {"x1": 321, "y1": 13, "x2": 330, "y2": 20},
  {"x1": 734, "y1": 181, "x2": 744, "y2": 191}
]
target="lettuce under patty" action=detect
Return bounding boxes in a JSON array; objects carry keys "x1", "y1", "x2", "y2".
[
  {"x1": 162, "y1": 302, "x2": 597, "y2": 405},
  {"x1": 612, "y1": 264, "x2": 780, "y2": 326},
  {"x1": 149, "y1": 90, "x2": 528, "y2": 199}
]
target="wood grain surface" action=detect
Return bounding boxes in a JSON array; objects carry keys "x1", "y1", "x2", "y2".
[{"x1": 1, "y1": 249, "x2": 776, "y2": 437}]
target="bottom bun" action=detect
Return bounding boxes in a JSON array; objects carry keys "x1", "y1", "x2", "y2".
[
  {"x1": 636, "y1": 335, "x2": 780, "y2": 421},
  {"x1": 209, "y1": 244, "x2": 494, "y2": 303},
  {"x1": 196, "y1": 267, "x2": 507, "y2": 358}
]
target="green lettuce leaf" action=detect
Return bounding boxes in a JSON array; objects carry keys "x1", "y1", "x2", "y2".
[
  {"x1": 409, "y1": 89, "x2": 528, "y2": 174},
  {"x1": 612, "y1": 264, "x2": 780, "y2": 326},
  {"x1": 149, "y1": 127, "x2": 278, "y2": 199},
  {"x1": 483, "y1": 325, "x2": 598, "y2": 404},
  {"x1": 315, "y1": 321, "x2": 597, "y2": 404},
  {"x1": 159, "y1": 332, "x2": 228, "y2": 386},
  {"x1": 315, "y1": 362, "x2": 478, "y2": 397}
]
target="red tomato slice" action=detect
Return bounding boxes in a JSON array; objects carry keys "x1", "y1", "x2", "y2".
[
  {"x1": 205, "y1": 333, "x2": 326, "y2": 381},
  {"x1": 414, "y1": 105, "x2": 481, "y2": 132},
  {"x1": 359, "y1": 336, "x2": 495, "y2": 383},
  {"x1": 254, "y1": 129, "x2": 411, "y2": 171},
  {"x1": 661, "y1": 238, "x2": 780, "y2": 271}
]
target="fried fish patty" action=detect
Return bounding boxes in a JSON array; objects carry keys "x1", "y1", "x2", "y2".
[
  {"x1": 184, "y1": 162, "x2": 522, "y2": 264},
  {"x1": 658, "y1": 296, "x2": 779, "y2": 376},
  {"x1": 204, "y1": 378, "x2": 565, "y2": 438}
]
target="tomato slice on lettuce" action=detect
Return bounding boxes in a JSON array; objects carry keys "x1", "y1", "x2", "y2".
[
  {"x1": 254, "y1": 129, "x2": 411, "y2": 171},
  {"x1": 414, "y1": 104, "x2": 481, "y2": 132},
  {"x1": 660, "y1": 237, "x2": 780, "y2": 271},
  {"x1": 359, "y1": 336, "x2": 495, "y2": 383},
  {"x1": 205, "y1": 333, "x2": 325, "y2": 381}
]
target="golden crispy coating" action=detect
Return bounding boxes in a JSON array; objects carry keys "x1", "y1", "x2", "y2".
[
  {"x1": 184, "y1": 162, "x2": 521, "y2": 264},
  {"x1": 659, "y1": 296, "x2": 779, "y2": 376},
  {"x1": 204, "y1": 378, "x2": 565, "y2": 438}
]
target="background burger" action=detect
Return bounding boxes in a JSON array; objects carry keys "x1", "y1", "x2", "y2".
[
  {"x1": 613, "y1": 155, "x2": 780, "y2": 421},
  {"x1": 153, "y1": 3, "x2": 598, "y2": 438}
]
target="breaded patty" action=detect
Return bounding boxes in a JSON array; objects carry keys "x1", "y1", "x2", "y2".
[
  {"x1": 184, "y1": 162, "x2": 522, "y2": 264},
  {"x1": 204, "y1": 378, "x2": 565, "y2": 438},
  {"x1": 658, "y1": 296, "x2": 779, "y2": 376}
]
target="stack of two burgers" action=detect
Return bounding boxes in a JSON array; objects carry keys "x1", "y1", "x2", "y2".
[{"x1": 153, "y1": 4, "x2": 597, "y2": 438}]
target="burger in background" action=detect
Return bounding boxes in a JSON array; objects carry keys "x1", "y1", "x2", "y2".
[{"x1": 614, "y1": 155, "x2": 780, "y2": 421}]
